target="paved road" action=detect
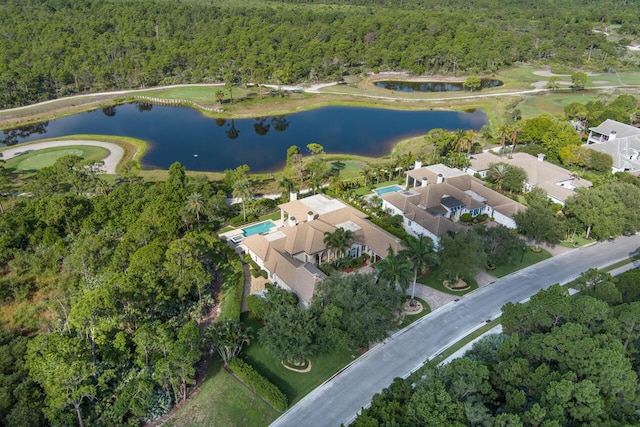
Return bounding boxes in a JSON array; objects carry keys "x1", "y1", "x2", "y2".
[{"x1": 271, "y1": 235, "x2": 640, "y2": 427}]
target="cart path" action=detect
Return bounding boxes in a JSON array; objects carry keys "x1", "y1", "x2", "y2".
[{"x1": 0, "y1": 140, "x2": 124, "y2": 174}]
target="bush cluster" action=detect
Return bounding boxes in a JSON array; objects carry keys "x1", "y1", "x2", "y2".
[
  {"x1": 227, "y1": 358, "x2": 288, "y2": 411},
  {"x1": 246, "y1": 295, "x2": 267, "y2": 320}
]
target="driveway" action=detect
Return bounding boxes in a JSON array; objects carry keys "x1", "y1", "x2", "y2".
[{"x1": 271, "y1": 235, "x2": 640, "y2": 427}]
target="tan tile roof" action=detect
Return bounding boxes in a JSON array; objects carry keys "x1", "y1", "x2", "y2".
[
  {"x1": 242, "y1": 194, "x2": 402, "y2": 304},
  {"x1": 468, "y1": 152, "x2": 592, "y2": 202}
]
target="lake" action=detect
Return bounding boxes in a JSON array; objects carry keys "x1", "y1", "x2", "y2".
[
  {"x1": 0, "y1": 104, "x2": 487, "y2": 172},
  {"x1": 375, "y1": 79, "x2": 503, "y2": 93}
]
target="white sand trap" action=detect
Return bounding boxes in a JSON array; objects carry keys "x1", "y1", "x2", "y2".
[{"x1": 1, "y1": 140, "x2": 124, "y2": 174}]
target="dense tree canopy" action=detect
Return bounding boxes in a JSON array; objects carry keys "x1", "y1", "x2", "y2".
[
  {"x1": 354, "y1": 269, "x2": 640, "y2": 426},
  {"x1": 0, "y1": 0, "x2": 635, "y2": 108},
  {"x1": 0, "y1": 157, "x2": 247, "y2": 425}
]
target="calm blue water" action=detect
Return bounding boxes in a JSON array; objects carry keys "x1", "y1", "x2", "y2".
[
  {"x1": 375, "y1": 79, "x2": 503, "y2": 93},
  {"x1": 374, "y1": 185, "x2": 403, "y2": 196},
  {"x1": 0, "y1": 104, "x2": 487, "y2": 172},
  {"x1": 242, "y1": 220, "x2": 276, "y2": 237}
]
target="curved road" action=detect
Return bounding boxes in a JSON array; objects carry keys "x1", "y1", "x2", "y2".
[{"x1": 271, "y1": 235, "x2": 640, "y2": 427}]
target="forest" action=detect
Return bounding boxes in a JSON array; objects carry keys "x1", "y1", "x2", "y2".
[
  {"x1": 1, "y1": 0, "x2": 639, "y2": 107},
  {"x1": 353, "y1": 269, "x2": 640, "y2": 426},
  {"x1": 0, "y1": 160, "x2": 249, "y2": 426}
]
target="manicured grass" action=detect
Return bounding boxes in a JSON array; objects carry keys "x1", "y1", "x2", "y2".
[
  {"x1": 417, "y1": 266, "x2": 479, "y2": 296},
  {"x1": 329, "y1": 160, "x2": 366, "y2": 181},
  {"x1": 558, "y1": 234, "x2": 593, "y2": 248},
  {"x1": 425, "y1": 318, "x2": 502, "y2": 368},
  {"x1": 491, "y1": 247, "x2": 552, "y2": 278},
  {"x1": 259, "y1": 210, "x2": 282, "y2": 221},
  {"x1": 241, "y1": 313, "x2": 360, "y2": 405},
  {"x1": 517, "y1": 92, "x2": 601, "y2": 118},
  {"x1": 4, "y1": 145, "x2": 109, "y2": 171},
  {"x1": 164, "y1": 358, "x2": 280, "y2": 427},
  {"x1": 497, "y1": 66, "x2": 548, "y2": 83},
  {"x1": 398, "y1": 297, "x2": 431, "y2": 328}
]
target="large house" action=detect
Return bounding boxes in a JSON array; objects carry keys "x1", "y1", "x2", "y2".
[
  {"x1": 465, "y1": 152, "x2": 592, "y2": 205},
  {"x1": 241, "y1": 194, "x2": 403, "y2": 306},
  {"x1": 382, "y1": 163, "x2": 525, "y2": 247},
  {"x1": 585, "y1": 119, "x2": 640, "y2": 173}
]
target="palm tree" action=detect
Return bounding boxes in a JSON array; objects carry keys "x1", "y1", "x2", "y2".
[
  {"x1": 278, "y1": 175, "x2": 296, "y2": 200},
  {"x1": 214, "y1": 89, "x2": 224, "y2": 104},
  {"x1": 185, "y1": 192, "x2": 205, "y2": 230},
  {"x1": 362, "y1": 167, "x2": 374, "y2": 187},
  {"x1": 232, "y1": 178, "x2": 253, "y2": 222},
  {"x1": 323, "y1": 228, "x2": 355, "y2": 262},
  {"x1": 497, "y1": 124, "x2": 510, "y2": 153},
  {"x1": 488, "y1": 163, "x2": 509, "y2": 191},
  {"x1": 400, "y1": 235, "x2": 439, "y2": 304},
  {"x1": 376, "y1": 247, "x2": 413, "y2": 292},
  {"x1": 509, "y1": 123, "x2": 522, "y2": 156},
  {"x1": 206, "y1": 319, "x2": 252, "y2": 365}
]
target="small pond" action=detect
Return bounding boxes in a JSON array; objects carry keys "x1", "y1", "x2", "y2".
[
  {"x1": 375, "y1": 79, "x2": 503, "y2": 93},
  {"x1": 1, "y1": 104, "x2": 487, "y2": 172}
]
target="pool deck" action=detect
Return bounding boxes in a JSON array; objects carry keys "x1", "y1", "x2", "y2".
[{"x1": 219, "y1": 219, "x2": 284, "y2": 244}]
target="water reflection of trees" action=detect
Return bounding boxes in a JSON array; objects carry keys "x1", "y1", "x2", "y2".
[
  {"x1": 137, "y1": 102, "x2": 153, "y2": 112},
  {"x1": 253, "y1": 117, "x2": 270, "y2": 136},
  {"x1": 215, "y1": 118, "x2": 226, "y2": 127},
  {"x1": 102, "y1": 106, "x2": 116, "y2": 117},
  {"x1": 271, "y1": 115, "x2": 289, "y2": 132},
  {"x1": 226, "y1": 119, "x2": 240, "y2": 139},
  {"x1": 0, "y1": 121, "x2": 48, "y2": 146}
]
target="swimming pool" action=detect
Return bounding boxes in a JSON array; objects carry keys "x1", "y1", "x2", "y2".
[
  {"x1": 242, "y1": 220, "x2": 276, "y2": 237},
  {"x1": 374, "y1": 185, "x2": 403, "y2": 196}
]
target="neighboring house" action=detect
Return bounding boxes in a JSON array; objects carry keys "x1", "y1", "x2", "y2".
[
  {"x1": 241, "y1": 194, "x2": 403, "y2": 306},
  {"x1": 585, "y1": 119, "x2": 640, "y2": 173},
  {"x1": 382, "y1": 163, "x2": 525, "y2": 247},
  {"x1": 465, "y1": 152, "x2": 593, "y2": 205}
]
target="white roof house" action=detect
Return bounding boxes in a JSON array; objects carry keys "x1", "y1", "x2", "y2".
[
  {"x1": 383, "y1": 163, "x2": 525, "y2": 247},
  {"x1": 465, "y1": 152, "x2": 592, "y2": 205},
  {"x1": 585, "y1": 119, "x2": 640, "y2": 173}
]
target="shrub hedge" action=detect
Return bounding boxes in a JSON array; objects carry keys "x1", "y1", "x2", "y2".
[
  {"x1": 246, "y1": 294, "x2": 267, "y2": 320},
  {"x1": 228, "y1": 358, "x2": 288, "y2": 411}
]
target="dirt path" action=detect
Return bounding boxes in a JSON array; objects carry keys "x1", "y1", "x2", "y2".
[{"x1": 0, "y1": 139, "x2": 124, "y2": 174}]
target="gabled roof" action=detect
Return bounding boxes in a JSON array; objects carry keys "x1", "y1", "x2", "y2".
[
  {"x1": 468, "y1": 152, "x2": 592, "y2": 202},
  {"x1": 589, "y1": 119, "x2": 640, "y2": 138},
  {"x1": 384, "y1": 170, "x2": 524, "y2": 236},
  {"x1": 242, "y1": 194, "x2": 402, "y2": 304}
]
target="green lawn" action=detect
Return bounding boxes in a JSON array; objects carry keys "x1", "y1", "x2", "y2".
[
  {"x1": 4, "y1": 145, "x2": 110, "y2": 172},
  {"x1": 163, "y1": 359, "x2": 280, "y2": 427},
  {"x1": 517, "y1": 92, "x2": 601, "y2": 119},
  {"x1": 398, "y1": 297, "x2": 432, "y2": 328},
  {"x1": 491, "y1": 247, "x2": 552, "y2": 278},
  {"x1": 417, "y1": 266, "x2": 479, "y2": 296},
  {"x1": 329, "y1": 160, "x2": 366, "y2": 181},
  {"x1": 241, "y1": 313, "x2": 360, "y2": 405}
]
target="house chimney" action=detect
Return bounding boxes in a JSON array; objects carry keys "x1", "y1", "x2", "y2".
[
  {"x1": 288, "y1": 216, "x2": 298, "y2": 227},
  {"x1": 437, "y1": 173, "x2": 444, "y2": 184},
  {"x1": 307, "y1": 211, "x2": 315, "y2": 222},
  {"x1": 289, "y1": 191, "x2": 298, "y2": 201},
  {"x1": 537, "y1": 153, "x2": 545, "y2": 162},
  {"x1": 609, "y1": 130, "x2": 617, "y2": 141},
  {"x1": 414, "y1": 160, "x2": 422, "y2": 169},
  {"x1": 421, "y1": 177, "x2": 428, "y2": 187}
]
